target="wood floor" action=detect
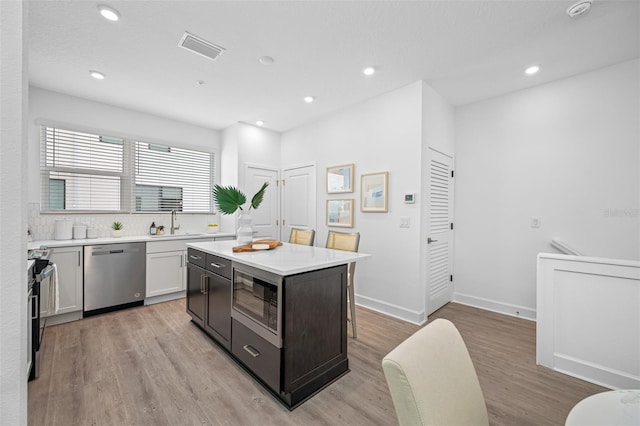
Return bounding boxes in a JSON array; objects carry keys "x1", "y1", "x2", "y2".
[{"x1": 28, "y1": 300, "x2": 605, "y2": 426}]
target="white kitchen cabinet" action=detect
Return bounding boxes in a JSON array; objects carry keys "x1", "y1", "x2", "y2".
[
  {"x1": 145, "y1": 237, "x2": 217, "y2": 303},
  {"x1": 47, "y1": 246, "x2": 83, "y2": 315},
  {"x1": 146, "y1": 250, "x2": 186, "y2": 297}
]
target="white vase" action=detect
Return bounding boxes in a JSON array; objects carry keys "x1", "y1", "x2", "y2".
[
  {"x1": 236, "y1": 211, "x2": 253, "y2": 245},
  {"x1": 111, "y1": 229, "x2": 124, "y2": 238}
]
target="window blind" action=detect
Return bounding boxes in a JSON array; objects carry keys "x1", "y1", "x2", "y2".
[
  {"x1": 41, "y1": 127, "x2": 124, "y2": 211},
  {"x1": 40, "y1": 125, "x2": 215, "y2": 213},
  {"x1": 134, "y1": 141, "x2": 214, "y2": 212}
]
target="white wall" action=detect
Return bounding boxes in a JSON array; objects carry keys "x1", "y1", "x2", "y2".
[
  {"x1": 454, "y1": 59, "x2": 640, "y2": 319},
  {"x1": 422, "y1": 83, "x2": 455, "y2": 156},
  {"x1": 0, "y1": 0, "x2": 28, "y2": 423},
  {"x1": 237, "y1": 122, "x2": 281, "y2": 178},
  {"x1": 26, "y1": 87, "x2": 222, "y2": 236},
  {"x1": 420, "y1": 83, "x2": 455, "y2": 314},
  {"x1": 219, "y1": 122, "x2": 281, "y2": 233},
  {"x1": 28, "y1": 86, "x2": 221, "y2": 203},
  {"x1": 281, "y1": 82, "x2": 428, "y2": 322}
]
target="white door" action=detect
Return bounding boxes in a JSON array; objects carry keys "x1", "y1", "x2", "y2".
[
  {"x1": 427, "y1": 149, "x2": 454, "y2": 315},
  {"x1": 245, "y1": 164, "x2": 279, "y2": 239},
  {"x1": 281, "y1": 164, "x2": 316, "y2": 242}
]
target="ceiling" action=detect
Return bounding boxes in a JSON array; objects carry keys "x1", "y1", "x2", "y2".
[{"x1": 28, "y1": 1, "x2": 639, "y2": 133}]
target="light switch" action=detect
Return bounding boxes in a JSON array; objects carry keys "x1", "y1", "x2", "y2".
[
  {"x1": 400, "y1": 217, "x2": 410, "y2": 228},
  {"x1": 531, "y1": 217, "x2": 541, "y2": 228}
]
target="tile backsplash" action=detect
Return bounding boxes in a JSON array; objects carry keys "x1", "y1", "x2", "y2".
[{"x1": 28, "y1": 203, "x2": 223, "y2": 241}]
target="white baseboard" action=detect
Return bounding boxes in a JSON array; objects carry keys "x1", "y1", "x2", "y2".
[
  {"x1": 355, "y1": 294, "x2": 426, "y2": 325},
  {"x1": 453, "y1": 292, "x2": 536, "y2": 321},
  {"x1": 553, "y1": 353, "x2": 639, "y2": 390},
  {"x1": 144, "y1": 291, "x2": 186, "y2": 306},
  {"x1": 355, "y1": 293, "x2": 536, "y2": 325},
  {"x1": 43, "y1": 310, "x2": 82, "y2": 326}
]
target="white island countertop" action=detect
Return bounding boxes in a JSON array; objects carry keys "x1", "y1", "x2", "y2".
[{"x1": 187, "y1": 240, "x2": 371, "y2": 276}]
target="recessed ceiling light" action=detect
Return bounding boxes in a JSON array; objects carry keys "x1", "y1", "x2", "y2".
[
  {"x1": 567, "y1": 0, "x2": 592, "y2": 18},
  {"x1": 97, "y1": 5, "x2": 120, "y2": 21},
  {"x1": 363, "y1": 67, "x2": 376, "y2": 76},
  {"x1": 89, "y1": 70, "x2": 105, "y2": 80},
  {"x1": 304, "y1": 96, "x2": 315, "y2": 103},
  {"x1": 256, "y1": 120, "x2": 265, "y2": 126},
  {"x1": 259, "y1": 56, "x2": 275, "y2": 65},
  {"x1": 525, "y1": 65, "x2": 540, "y2": 75}
]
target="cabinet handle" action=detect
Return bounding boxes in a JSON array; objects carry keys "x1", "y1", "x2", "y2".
[
  {"x1": 200, "y1": 275, "x2": 204, "y2": 294},
  {"x1": 202, "y1": 275, "x2": 208, "y2": 294},
  {"x1": 209, "y1": 262, "x2": 223, "y2": 269},
  {"x1": 190, "y1": 255, "x2": 202, "y2": 260},
  {"x1": 242, "y1": 344, "x2": 261, "y2": 358},
  {"x1": 78, "y1": 251, "x2": 81, "y2": 266}
]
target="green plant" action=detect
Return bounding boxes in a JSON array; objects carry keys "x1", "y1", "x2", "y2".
[
  {"x1": 111, "y1": 221, "x2": 123, "y2": 230},
  {"x1": 212, "y1": 182, "x2": 269, "y2": 215}
]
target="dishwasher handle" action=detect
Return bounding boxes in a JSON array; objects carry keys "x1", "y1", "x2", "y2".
[{"x1": 91, "y1": 248, "x2": 138, "y2": 256}]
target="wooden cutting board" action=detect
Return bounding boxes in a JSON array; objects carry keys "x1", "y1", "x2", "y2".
[{"x1": 232, "y1": 239, "x2": 283, "y2": 253}]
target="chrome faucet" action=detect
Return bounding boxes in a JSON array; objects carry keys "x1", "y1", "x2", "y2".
[{"x1": 171, "y1": 210, "x2": 180, "y2": 234}]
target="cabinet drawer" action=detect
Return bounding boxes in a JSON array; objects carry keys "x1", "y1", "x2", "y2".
[
  {"x1": 231, "y1": 319, "x2": 280, "y2": 392},
  {"x1": 206, "y1": 254, "x2": 231, "y2": 279},
  {"x1": 187, "y1": 249, "x2": 206, "y2": 268}
]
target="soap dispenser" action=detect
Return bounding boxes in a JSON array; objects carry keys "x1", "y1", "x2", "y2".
[{"x1": 150, "y1": 222, "x2": 157, "y2": 235}]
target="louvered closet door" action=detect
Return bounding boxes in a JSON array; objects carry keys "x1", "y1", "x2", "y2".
[{"x1": 427, "y1": 149, "x2": 454, "y2": 315}]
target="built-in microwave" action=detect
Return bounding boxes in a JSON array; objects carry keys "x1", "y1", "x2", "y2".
[{"x1": 231, "y1": 263, "x2": 283, "y2": 348}]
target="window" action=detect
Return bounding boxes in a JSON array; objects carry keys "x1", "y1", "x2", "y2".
[
  {"x1": 40, "y1": 126, "x2": 215, "y2": 213},
  {"x1": 135, "y1": 185, "x2": 183, "y2": 212}
]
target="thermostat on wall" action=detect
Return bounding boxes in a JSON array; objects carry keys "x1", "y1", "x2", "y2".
[{"x1": 404, "y1": 193, "x2": 416, "y2": 204}]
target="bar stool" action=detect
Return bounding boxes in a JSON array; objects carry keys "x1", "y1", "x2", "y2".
[
  {"x1": 326, "y1": 230, "x2": 360, "y2": 338},
  {"x1": 289, "y1": 228, "x2": 315, "y2": 246}
]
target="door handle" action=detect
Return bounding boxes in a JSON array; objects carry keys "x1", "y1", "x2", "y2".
[
  {"x1": 202, "y1": 275, "x2": 208, "y2": 294},
  {"x1": 427, "y1": 237, "x2": 438, "y2": 244},
  {"x1": 200, "y1": 275, "x2": 204, "y2": 294}
]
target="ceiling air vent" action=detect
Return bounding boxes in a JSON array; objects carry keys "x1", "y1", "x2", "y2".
[{"x1": 178, "y1": 31, "x2": 226, "y2": 62}]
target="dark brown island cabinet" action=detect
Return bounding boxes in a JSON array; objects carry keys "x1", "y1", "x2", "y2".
[
  {"x1": 186, "y1": 247, "x2": 349, "y2": 409},
  {"x1": 186, "y1": 249, "x2": 232, "y2": 350}
]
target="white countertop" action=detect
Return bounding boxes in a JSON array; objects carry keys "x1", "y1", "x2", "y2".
[
  {"x1": 28, "y1": 232, "x2": 235, "y2": 250},
  {"x1": 187, "y1": 240, "x2": 371, "y2": 276}
]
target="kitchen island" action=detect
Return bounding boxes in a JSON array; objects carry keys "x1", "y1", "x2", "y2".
[{"x1": 186, "y1": 240, "x2": 370, "y2": 409}]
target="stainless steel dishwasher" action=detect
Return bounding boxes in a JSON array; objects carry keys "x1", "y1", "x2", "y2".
[{"x1": 84, "y1": 242, "x2": 146, "y2": 315}]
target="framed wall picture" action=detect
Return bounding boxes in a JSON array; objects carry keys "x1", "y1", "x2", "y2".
[
  {"x1": 326, "y1": 199, "x2": 354, "y2": 227},
  {"x1": 361, "y1": 171, "x2": 389, "y2": 212},
  {"x1": 326, "y1": 163, "x2": 354, "y2": 193}
]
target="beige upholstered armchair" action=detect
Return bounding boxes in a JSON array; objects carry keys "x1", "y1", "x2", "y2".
[{"x1": 382, "y1": 319, "x2": 489, "y2": 426}]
